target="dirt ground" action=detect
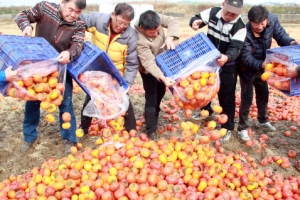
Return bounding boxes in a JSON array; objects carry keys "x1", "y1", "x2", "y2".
[{"x1": 0, "y1": 17, "x2": 300, "y2": 180}]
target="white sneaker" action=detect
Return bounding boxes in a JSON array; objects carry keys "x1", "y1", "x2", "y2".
[
  {"x1": 256, "y1": 121, "x2": 276, "y2": 131},
  {"x1": 220, "y1": 130, "x2": 232, "y2": 142},
  {"x1": 237, "y1": 130, "x2": 251, "y2": 141}
]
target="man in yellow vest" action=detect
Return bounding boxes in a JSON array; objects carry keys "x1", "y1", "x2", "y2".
[{"x1": 79, "y1": 3, "x2": 139, "y2": 138}]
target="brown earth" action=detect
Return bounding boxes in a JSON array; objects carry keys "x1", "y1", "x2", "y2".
[{"x1": 0, "y1": 17, "x2": 300, "y2": 180}]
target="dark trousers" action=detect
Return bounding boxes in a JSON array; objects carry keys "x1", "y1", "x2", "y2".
[
  {"x1": 238, "y1": 76, "x2": 269, "y2": 131},
  {"x1": 203, "y1": 65, "x2": 237, "y2": 130},
  {"x1": 80, "y1": 94, "x2": 136, "y2": 133},
  {"x1": 140, "y1": 72, "x2": 166, "y2": 135}
]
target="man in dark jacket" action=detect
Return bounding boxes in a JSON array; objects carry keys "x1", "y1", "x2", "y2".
[
  {"x1": 237, "y1": 5, "x2": 297, "y2": 141},
  {"x1": 15, "y1": 0, "x2": 87, "y2": 155},
  {"x1": 190, "y1": 0, "x2": 246, "y2": 141}
]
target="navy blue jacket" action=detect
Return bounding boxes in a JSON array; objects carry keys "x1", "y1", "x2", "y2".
[{"x1": 238, "y1": 13, "x2": 295, "y2": 83}]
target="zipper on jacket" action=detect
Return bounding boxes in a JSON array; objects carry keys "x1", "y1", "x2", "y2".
[
  {"x1": 106, "y1": 27, "x2": 110, "y2": 52},
  {"x1": 106, "y1": 30, "x2": 121, "y2": 53},
  {"x1": 55, "y1": 31, "x2": 64, "y2": 44}
]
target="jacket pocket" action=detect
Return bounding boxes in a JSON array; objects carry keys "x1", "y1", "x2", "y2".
[{"x1": 55, "y1": 31, "x2": 64, "y2": 44}]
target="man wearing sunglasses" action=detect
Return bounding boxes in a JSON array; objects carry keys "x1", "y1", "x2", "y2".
[{"x1": 79, "y1": 3, "x2": 139, "y2": 139}]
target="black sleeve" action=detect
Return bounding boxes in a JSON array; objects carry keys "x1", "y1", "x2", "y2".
[{"x1": 189, "y1": 15, "x2": 201, "y2": 28}]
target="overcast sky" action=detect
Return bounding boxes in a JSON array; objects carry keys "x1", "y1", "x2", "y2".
[{"x1": 0, "y1": 0, "x2": 299, "y2": 7}]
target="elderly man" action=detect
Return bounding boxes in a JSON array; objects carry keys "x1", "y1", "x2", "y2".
[
  {"x1": 79, "y1": 3, "x2": 139, "y2": 138},
  {"x1": 15, "y1": 0, "x2": 87, "y2": 155}
]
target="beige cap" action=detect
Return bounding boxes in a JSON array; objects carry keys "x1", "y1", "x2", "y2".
[{"x1": 223, "y1": 0, "x2": 243, "y2": 14}]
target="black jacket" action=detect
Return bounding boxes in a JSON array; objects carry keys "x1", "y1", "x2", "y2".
[{"x1": 238, "y1": 13, "x2": 295, "y2": 83}]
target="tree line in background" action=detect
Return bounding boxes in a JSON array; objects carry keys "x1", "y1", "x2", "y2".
[{"x1": 0, "y1": 2, "x2": 299, "y2": 17}]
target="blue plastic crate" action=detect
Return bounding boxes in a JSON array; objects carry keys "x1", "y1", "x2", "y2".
[
  {"x1": 156, "y1": 32, "x2": 220, "y2": 78},
  {"x1": 266, "y1": 45, "x2": 300, "y2": 96},
  {"x1": 0, "y1": 34, "x2": 59, "y2": 95},
  {"x1": 67, "y1": 41, "x2": 128, "y2": 95}
]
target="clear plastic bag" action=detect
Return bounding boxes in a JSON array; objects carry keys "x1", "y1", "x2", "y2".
[
  {"x1": 171, "y1": 50, "x2": 221, "y2": 110},
  {"x1": 266, "y1": 71, "x2": 291, "y2": 91},
  {"x1": 6, "y1": 58, "x2": 66, "y2": 102},
  {"x1": 262, "y1": 56, "x2": 294, "y2": 91},
  {"x1": 82, "y1": 71, "x2": 129, "y2": 120}
]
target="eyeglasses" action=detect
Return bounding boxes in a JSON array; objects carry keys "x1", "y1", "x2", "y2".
[{"x1": 114, "y1": 15, "x2": 130, "y2": 28}]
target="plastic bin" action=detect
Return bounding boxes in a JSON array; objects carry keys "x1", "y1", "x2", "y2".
[
  {"x1": 67, "y1": 41, "x2": 128, "y2": 95},
  {"x1": 156, "y1": 32, "x2": 220, "y2": 79},
  {"x1": 266, "y1": 45, "x2": 300, "y2": 96},
  {"x1": 0, "y1": 34, "x2": 59, "y2": 95}
]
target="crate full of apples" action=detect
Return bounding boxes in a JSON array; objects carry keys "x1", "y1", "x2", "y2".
[
  {"x1": 263, "y1": 45, "x2": 300, "y2": 96},
  {"x1": 6, "y1": 59, "x2": 66, "y2": 110}
]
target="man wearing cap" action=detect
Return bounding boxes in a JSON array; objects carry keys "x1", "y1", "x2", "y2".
[
  {"x1": 237, "y1": 5, "x2": 297, "y2": 140},
  {"x1": 189, "y1": 0, "x2": 246, "y2": 141}
]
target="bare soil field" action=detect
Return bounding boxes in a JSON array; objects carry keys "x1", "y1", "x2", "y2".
[{"x1": 0, "y1": 17, "x2": 300, "y2": 181}]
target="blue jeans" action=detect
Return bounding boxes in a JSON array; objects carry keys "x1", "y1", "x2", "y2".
[{"x1": 23, "y1": 74, "x2": 77, "y2": 143}]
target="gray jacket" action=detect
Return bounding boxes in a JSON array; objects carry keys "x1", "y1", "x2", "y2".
[{"x1": 81, "y1": 12, "x2": 139, "y2": 86}]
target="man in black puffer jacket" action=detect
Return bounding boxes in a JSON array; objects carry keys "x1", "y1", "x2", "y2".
[{"x1": 237, "y1": 5, "x2": 298, "y2": 141}]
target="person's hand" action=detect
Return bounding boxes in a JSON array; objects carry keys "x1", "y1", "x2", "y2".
[
  {"x1": 58, "y1": 51, "x2": 70, "y2": 64},
  {"x1": 5, "y1": 66, "x2": 19, "y2": 82},
  {"x1": 192, "y1": 19, "x2": 202, "y2": 31},
  {"x1": 217, "y1": 54, "x2": 228, "y2": 67},
  {"x1": 159, "y1": 76, "x2": 175, "y2": 87},
  {"x1": 124, "y1": 86, "x2": 130, "y2": 93},
  {"x1": 161, "y1": 36, "x2": 176, "y2": 50},
  {"x1": 290, "y1": 40, "x2": 299, "y2": 45},
  {"x1": 286, "y1": 64, "x2": 298, "y2": 77},
  {"x1": 261, "y1": 61, "x2": 269, "y2": 69},
  {"x1": 22, "y1": 26, "x2": 33, "y2": 37}
]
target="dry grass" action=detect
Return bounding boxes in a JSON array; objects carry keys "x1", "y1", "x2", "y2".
[
  {"x1": 35, "y1": 141, "x2": 50, "y2": 151},
  {"x1": 28, "y1": 151, "x2": 44, "y2": 162}
]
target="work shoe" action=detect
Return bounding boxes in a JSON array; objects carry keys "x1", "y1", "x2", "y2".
[
  {"x1": 256, "y1": 121, "x2": 276, "y2": 131},
  {"x1": 220, "y1": 130, "x2": 232, "y2": 142},
  {"x1": 237, "y1": 130, "x2": 251, "y2": 141},
  {"x1": 192, "y1": 113, "x2": 203, "y2": 120},
  {"x1": 147, "y1": 132, "x2": 157, "y2": 141},
  {"x1": 192, "y1": 113, "x2": 213, "y2": 121},
  {"x1": 77, "y1": 134, "x2": 89, "y2": 143},
  {"x1": 63, "y1": 139, "x2": 75, "y2": 155},
  {"x1": 21, "y1": 141, "x2": 33, "y2": 152}
]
